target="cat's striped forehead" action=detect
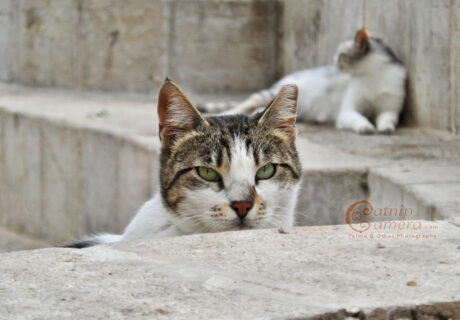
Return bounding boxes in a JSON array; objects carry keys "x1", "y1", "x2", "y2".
[
  {"x1": 161, "y1": 113, "x2": 300, "y2": 171},
  {"x1": 159, "y1": 112, "x2": 301, "y2": 212}
]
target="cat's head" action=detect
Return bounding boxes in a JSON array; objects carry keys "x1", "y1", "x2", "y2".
[
  {"x1": 334, "y1": 28, "x2": 402, "y2": 75},
  {"x1": 157, "y1": 80, "x2": 302, "y2": 234}
]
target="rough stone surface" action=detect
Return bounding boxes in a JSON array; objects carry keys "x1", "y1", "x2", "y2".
[
  {"x1": 409, "y1": 183, "x2": 460, "y2": 220},
  {"x1": 0, "y1": 221, "x2": 459, "y2": 319},
  {"x1": 454, "y1": 0, "x2": 460, "y2": 134},
  {"x1": 280, "y1": 0, "x2": 364, "y2": 74},
  {"x1": 169, "y1": 0, "x2": 281, "y2": 93},
  {"x1": 0, "y1": 84, "x2": 160, "y2": 243},
  {"x1": 81, "y1": 131, "x2": 119, "y2": 234},
  {"x1": 77, "y1": 0, "x2": 169, "y2": 93},
  {"x1": 41, "y1": 124, "x2": 85, "y2": 242},
  {"x1": 297, "y1": 169, "x2": 369, "y2": 226},
  {"x1": 300, "y1": 124, "x2": 460, "y2": 166},
  {"x1": 13, "y1": 0, "x2": 77, "y2": 87},
  {"x1": 0, "y1": 227, "x2": 48, "y2": 253},
  {"x1": 360, "y1": 301, "x2": 460, "y2": 320},
  {"x1": 0, "y1": 0, "x2": 282, "y2": 94},
  {"x1": 0, "y1": 0, "x2": 12, "y2": 81},
  {"x1": 368, "y1": 166, "x2": 460, "y2": 222},
  {"x1": 116, "y1": 142, "x2": 159, "y2": 232},
  {"x1": 0, "y1": 84, "x2": 459, "y2": 248}
]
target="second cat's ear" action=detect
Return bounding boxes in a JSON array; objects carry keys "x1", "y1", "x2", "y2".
[
  {"x1": 157, "y1": 80, "x2": 208, "y2": 147},
  {"x1": 257, "y1": 84, "x2": 298, "y2": 140},
  {"x1": 354, "y1": 28, "x2": 369, "y2": 52}
]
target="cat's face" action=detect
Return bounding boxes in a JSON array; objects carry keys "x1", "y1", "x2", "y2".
[
  {"x1": 334, "y1": 29, "x2": 370, "y2": 73},
  {"x1": 334, "y1": 29, "x2": 401, "y2": 74},
  {"x1": 157, "y1": 81, "x2": 302, "y2": 234}
]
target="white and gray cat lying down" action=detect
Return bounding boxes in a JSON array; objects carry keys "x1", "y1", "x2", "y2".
[
  {"x1": 65, "y1": 29, "x2": 406, "y2": 248},
  {"x1": 202, "y1": 29, "x2": 407, "y2": 134}
]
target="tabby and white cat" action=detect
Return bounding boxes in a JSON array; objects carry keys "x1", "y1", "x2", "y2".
[
  {"x1": 66, "y1": 80, "x2": 302, "y2": 247},
  {"x1": 202, "y1": 29, "x2": 407, "y2": 134}
]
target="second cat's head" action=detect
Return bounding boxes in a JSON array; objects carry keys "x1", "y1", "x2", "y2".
[
  {"x1": 157, "y1": 80, "x2": 302, "y2": 234},
  {"x1": 334, "y1": 28, "x2": 402, "y2": 75}
]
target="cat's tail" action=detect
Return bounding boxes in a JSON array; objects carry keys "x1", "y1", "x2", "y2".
[
  {"x1": 197, "y1": 88, "x2": 278, "y2": 115},
  {"x1": 197, "y1": 101, "x2": 238, "y2": 114},
  {"x1": 60, "y1": 233, "x2": 122, "y2": 248}
]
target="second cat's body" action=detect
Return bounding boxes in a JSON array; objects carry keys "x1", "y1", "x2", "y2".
[
  {"x1": 203, "y1": 29, "x2": 407, "y2": 134},
  {"x1": 234, "y1": 65, "x2": 348, "y2": 124}
]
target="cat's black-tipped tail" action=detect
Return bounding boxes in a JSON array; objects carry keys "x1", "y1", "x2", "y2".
[{"x1": 59, "y1": 234, "x2": 122, "y2": 249}]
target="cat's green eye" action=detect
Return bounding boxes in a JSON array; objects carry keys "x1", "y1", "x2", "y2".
[
  {"x1": 256, "y1": 164, "x2": 276, "y2": 180},
  {"x1": 197, "y1": 167, "x2": 221, "y2": 182}
]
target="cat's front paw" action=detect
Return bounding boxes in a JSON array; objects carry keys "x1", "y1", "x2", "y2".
[
  {"x1": 377, "y1": 124, "x2": 396, "y2": 134},
  {"x1": 377, "y1": 123, "x2": 395, "y2": 134},
  {"x1": 376, "y1": 112, "x2": 398, "y2": 134},
  {"x1": 354, "y1": 123, "x2": 376, "y2": 134}
]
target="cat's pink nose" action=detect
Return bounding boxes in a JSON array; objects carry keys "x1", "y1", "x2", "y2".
[{"x1": 230, "y1": 201, "x2": 253, "y2": 219}]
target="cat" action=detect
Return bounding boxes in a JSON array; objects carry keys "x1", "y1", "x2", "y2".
[
  {"x1": 65, "y1": 80, "x2": 302, "y2": 248},
  {"x1": 200, "y1": 29, "x2": 407, "y2": 134}
]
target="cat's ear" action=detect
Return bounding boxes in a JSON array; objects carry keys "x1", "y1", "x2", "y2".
[
  {"x1": 354, "y1": 28, "x2": 369, "y2": 52},
  {"x1": 157, "y1": 80, "x2": 208, "y2": 147},
  {"x1": 257, "y1": 84, "x2": 298, "y2": 140}
]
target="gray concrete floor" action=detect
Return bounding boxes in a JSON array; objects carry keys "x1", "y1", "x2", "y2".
[{"x1": 0, "y1": 221, "x2": 459, "y2": 319}]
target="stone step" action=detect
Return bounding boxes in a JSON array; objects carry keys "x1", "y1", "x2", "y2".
[
  {"x1": 1, "y1": 83, "x2": 460, "y2": 251},
  {"x1": 0, "y1": 221, "x2": 459, "y2": 319}
]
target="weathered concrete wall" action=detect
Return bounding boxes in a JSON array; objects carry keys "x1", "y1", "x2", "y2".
[
  {"x1": 0, "y1": 113, "x2": 159, "y2": 243},
  {"x1": 297, "y1": 169, "x2": 369, "y2": 226},
  {"x1": 0, "y1": 0, "x2": 12, "y2": 81},
  {"x1": 13, "y1": 0, "x2": 77, "y2": 87},
  {"x1": 280, "y1": 0, "x2": 364, "y2": 73},
  {"x1": 0, "y1": 0, "x2": 280, "y2": 94},
  {"x1": 454, "y1": 0, "x2": 460, "y2": 134},
  {"x1": 0, "y1": 86, "x2": 161, "y2": 243},
  {"x1": 0, "y1": 0, "x2": 458, "y2": 133},
  {"x1": 76, "y1": 0, "x2": 170, "y2": 92},
  {"x1": 168, "y1": 0, "x2": 281, "y2": 93},
  {"x1": 280, "y1": 0, "x2": 459, "y2": 134}
]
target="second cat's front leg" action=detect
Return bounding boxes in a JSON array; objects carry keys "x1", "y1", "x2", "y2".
[
  {"x1": 336, "y1": 110, "x2": 375, "y2": 134},
  {"x1": 335, "y1": 92, "x2": 375, "y2": 134},
  {"x1": 373, "y1": 94, "x2": 403, "y2": 134},
  {"x1": 376, "y1": 111, "x2": 398, "y2": 133}
]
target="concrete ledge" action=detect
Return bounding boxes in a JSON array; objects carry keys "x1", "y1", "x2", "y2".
[
  {"x1": 0, "y1": 221, "x2": 459, "y2": 319},
  {"x1": 0, "y1": 226, "x2": 47, "y2": 253},
  {"x1": 0, "y1": 83, "x2": 460, "y2": 249}
]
